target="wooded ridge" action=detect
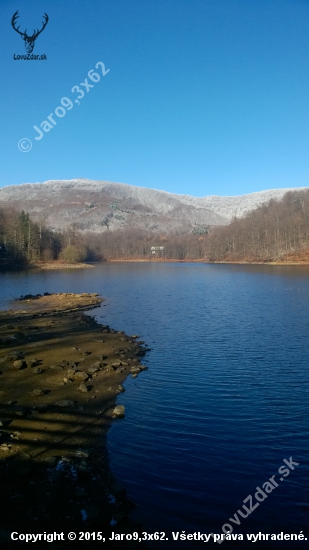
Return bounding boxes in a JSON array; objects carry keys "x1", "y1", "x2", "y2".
[{"x1": 1, "y1": 184, "x2": 309, "y2": 265}]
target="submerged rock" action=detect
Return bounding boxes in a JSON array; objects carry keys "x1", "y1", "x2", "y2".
[{"x1": 45, "y1": 456, "x2": 57, "y2": 465}]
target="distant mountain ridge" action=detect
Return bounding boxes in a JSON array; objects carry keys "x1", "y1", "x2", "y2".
[{"x1": 0, "y1": 179, "x2": 307, "y2": 234}]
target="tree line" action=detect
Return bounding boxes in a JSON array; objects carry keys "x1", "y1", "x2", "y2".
[
  {"x1": 1, "y1": 189, "x2": 308, "y2": 266},
  {"x1": 0, "y1": 208, "x2": 85, "y2": 266},
  {"x1": 206, "y1": 189, "x2": 309, "y2": 262}
]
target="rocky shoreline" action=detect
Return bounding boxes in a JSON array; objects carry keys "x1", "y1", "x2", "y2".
[{"x1": 0, "y1": 293, "x2": 149, "y2": 547}]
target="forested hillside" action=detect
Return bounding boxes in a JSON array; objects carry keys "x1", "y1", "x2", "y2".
[
  {"x1": 1, "y1": 189, "x2": 309, "y2": 267},
  {"x1": 207, "y1": 190, "x2": 309, "y2": 262},
  {"x1": 0, "y1": 208, "x2": 85, "y2": 267}
]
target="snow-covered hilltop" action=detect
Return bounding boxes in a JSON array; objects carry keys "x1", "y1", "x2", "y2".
[{"x1": 0, "y1": 179, "x2": 306, "y2": 234}]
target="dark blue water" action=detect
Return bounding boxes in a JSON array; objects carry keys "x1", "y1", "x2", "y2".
[{"x1": 1, "y1": 263, "x2": 309, "y2": 546}]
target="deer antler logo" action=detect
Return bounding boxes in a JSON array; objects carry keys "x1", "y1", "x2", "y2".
[{"x1": 11, "y1": 11, "x2": 49, "y2": 53}]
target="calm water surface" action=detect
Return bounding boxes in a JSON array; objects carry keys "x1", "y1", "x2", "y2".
[{"x1": 1, "y1": 263, "x2": 308, "y2": 546}]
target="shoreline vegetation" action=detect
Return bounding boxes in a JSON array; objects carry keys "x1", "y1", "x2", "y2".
[
  {"x1": 2, "y1": 257, "x2": 309, "y2": 271},
  {"x1": 0, "y1": 292, "x2": 149, "y2": 547},
  {"x1": 1, "y1": 189, "x2": 309, "y2": 269}
]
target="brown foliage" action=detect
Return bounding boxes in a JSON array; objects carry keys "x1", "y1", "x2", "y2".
[{"x1": 207, "y1": 190, "x2": 309, "y2": 262}]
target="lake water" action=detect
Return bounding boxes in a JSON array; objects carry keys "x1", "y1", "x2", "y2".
[{"x1": 1, "y1": 262, "x2": 309, "y2": 547}]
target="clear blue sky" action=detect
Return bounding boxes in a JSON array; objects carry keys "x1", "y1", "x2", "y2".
[{"x1": 1, "y1": 0, "x2": 308, "y2": 196}]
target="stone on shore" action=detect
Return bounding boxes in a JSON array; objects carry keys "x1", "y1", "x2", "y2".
[
  {"x1": 13, "y1": 359, "x2": 26, "y2": 369},
  {"x1": 55, "y1": 399, "x2": 75, "y2": 407},
  {"x1": 78, "y1": 384, "x2": 88, "y2": 393},
  {"x1": 74, "y1": 371, "x2": 88, "y2": 382},
  {"x1": 112, "y1": 405, "x2": 125, "y2": 418},
  {"x1": 32, "y1": 388, "x2": 44, "y2": 396},
  {"x1": 130, "y1": 366, "x2": 140, "y2": 374},
  {"x1": 0, "y1": 291, "x2": 150, "y2": 537}
]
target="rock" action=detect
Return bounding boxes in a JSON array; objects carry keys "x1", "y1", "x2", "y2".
[
  {"x1": 50, "y1": 364, "x2": 62, "y2": 370},
  {"x1": 67, "y1": 368, "x2": 76, "y2": 377},
  {"x1": 138, "y1": 365, "x2": 148, "y2": 371},
  {"x1": 45, "y1": 456, "x2": 57, "y2": 465},
  {"x1": 8, "y1": 350, "x2": 24, "y2": 358},
  {"x1": 32, "y1": 388, "x2": 43, "y2": 396},
  {"x1": 97, "y1": 355, "x2": 107, "y2": 361},
  {"x1": 88, "y1": 366, "x2": 99, "y2": 374},
  {"x1": 50, "y1": 470, "x2": 65, "y2": 482},
  {"x1": 60, "y1": 360, "x2": 70, "y2": 367},
  {"x1": 75, "y1": 450, "x2": 89, "y2": 458},
  {"x1": 113, "y1": 512, "x2": 128, "y2": 523},
  {"x1": 19, "y1": 451, "x2": 31, "y2": 460},
  {"x1": 13, "y1": 359, "x2": 26, "y2": 369},
  {"x1": 130, "y1": 335, "x2": 139, "y2": 339},
  {"x1": 130, "y1": 367, "x2": 140, "y2": 374},
  {"x1": 32, "y1": 405, "x2": 47, "y2": 413},
  {"x1": 112, "y1": 405, "x2": 125, "y2": 418},
  {"x1": 117, "y1": 385, "x2": 125, "y2": 393},
  {"x1": 131, "y1": 373, "x2": 138, "y2": 378},
  {"x1": 84, "y1": 504, "x2": 101, "y2": 520},
  {"x1": 14, "y1": 407, "x2": 28, "y2": 417},
  {"x1": 111, "y1": 481, "x2": 126, "y2": 496},
  {"x1": 12, "y1": 332, "x2": 26, "y2": 339},
  {"x1": 74, "y1": 371, "x2": 88, "y2": 382},
  {"x1": 33, "y1": 367, "x2": 43, "y2": 374},
  {"x1": 78, "y1": 464, "x2": 90, "y2": 475},
  {"x1": 10, "y1": 433, "x2": 20, "y2": 440},
  {"x1": 78, "y1": 384, "x2": 88, "y2": 393},
  {"x1": 55, "y1": 400, "x2": 74, "y2": 407}
]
